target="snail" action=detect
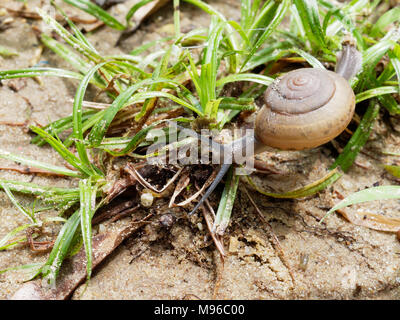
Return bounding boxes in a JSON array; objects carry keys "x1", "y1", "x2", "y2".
[{"x1": 188, "y1": 41, "x2": 362, "y2": 216}]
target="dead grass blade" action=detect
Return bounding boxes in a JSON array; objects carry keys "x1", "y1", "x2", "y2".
[
  {"x1": 336, "y1": 209, "x2": 400, "y2": 233},
  {"x1": 202, "y1": 198, "x2": 226, "y2": 258},
  {"x1": 175, "y1": 168, "x2": 218, "y2": 207},
  {"x1": 169, "y1": 172, "x2": 190, "y2": 207},
  {"x1": 124, "y1": 163, "x2": 182, "y2": 194}
]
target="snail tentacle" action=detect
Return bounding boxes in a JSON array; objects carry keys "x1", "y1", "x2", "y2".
[
  {"x1": 335, "y1": 43, "x2": 363, "y2": 81},
  {"x1": 188, "y1": 163, "x2": 231, "y2": 216}
]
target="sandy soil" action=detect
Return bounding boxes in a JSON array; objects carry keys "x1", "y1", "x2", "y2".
[{"x1": 1, "y1": 0, "x2": 400, "y2": 300}]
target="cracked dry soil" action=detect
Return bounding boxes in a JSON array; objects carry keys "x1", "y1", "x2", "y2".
[{"x1": 1, "y1": 0, "x2": 400, "y2": 300}]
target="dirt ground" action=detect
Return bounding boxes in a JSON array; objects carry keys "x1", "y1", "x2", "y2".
[{"x1": 1, "y1": 0, "x2": 400, "y2": 300}]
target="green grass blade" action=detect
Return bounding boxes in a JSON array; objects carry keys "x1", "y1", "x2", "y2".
[
  {"x1": 0, "y1": 221, "x2": 45, "y2": 251},
  {"x1": 362, "y1": 39, "x2": 397, "y2": 71},
  {"x1": 29, "y1": 126, "x2": 93, "y2": 176},
  {"x1": 176, "y1": 28, "x2": 207, "y2": 46},
  {"x1": 355, "y1": 86, "x2": 398, "y2": 104},
  {"x1": 199, "y1": 17, "x2": 224, "y2": 113},
  {"x1": 0, "y1": 182, "x2": 37, "y2": 223},
  {"x1": 126, "y1": 0, "x2": 154, "y2": 26},
  {"x1": 0, "y1": 179, "x2": 79, "y2": 198},
  {"x1": 243, "y1": 42, "x2": 290, "y2": 72},
  {"x1": 325, "y1": 186, "x2": 400, "y2": 218},
  {"x1": 377, "y1": 93, "x2": 400, "y2": 115},
  {"x1": 247, "y1": 1, "x2": 277, "y2": 43},
  {"x1": 88, "y1": 78, "x2": 187, "y2": 147},
  {"x1": 73, "y1": 61, "x2": 112, "y2": 176},
  {"x1": 79, "y1": 178, "x2": 97, "y2": 281},
  {"x1": 131, "y1": 91, "x2": 201, "y2": 114},
  {"x1": 183, "y1": 0, "x2": 239, "y2": 72},
  {"x1": 370, "y1": 7, "x2": 400, "y2": 37},
  {"x1": 0, "y1": 68, "x2": 83, "y2": 81},
  {"x1": 39, "y1": 210, "x2": 81, "y2": 285},
  {"x1": 0, "y1": 223, "x2": 37, "y2": 251},
  {"x1": 213, "y1": 166, "x2": 239, "y2": 235},
  {"x1": 204, "y1": 98, "x2": 222, "y2": 120},
  {"x1": 52, "y1": 0, "x2": 99, "y2": 53},
  {"x1": 0, "y1": 149, "x2": 81, "y2": 178},
  {"x1": 183, "y1": 0, "x2": 227, "y2": 20},
  {"x1": 218, "y1": 97, "x2": 255, "y2": 111},
  {"x1": 293, "y1": 0, "x2": 326, "y2": 49},
  {"x1": 173, "y1": 0, "x2": 181, "y2": 38},
  {"x1": 359, "y1": 30, "x2": 400, "y2": 89},
  {"x1": 240, "y1": 0, "x2": 252, "y2": 31},
  {"x1": 0, "y1": 46, "x2": 18, "y2": 58},
  {"x1": 241, "y1": 0, "x2": 290, "y2": 70},
  {"x1": 133, "y1": 46, "x2": 173, "y2": 121},
  {"x1": 63, "y1": 0, "x2": 125, "y2": 30},
  {"x1": 129, "y1": 36, "x2": 174, "y2": 56},
  {"x1": 216, "y1": 73, "x2": 273, "y2": 87},
  {"x1": 331, "y1": 101, "x2": 380, "y2": 172},
  {"x1": 36, "y1": 7, "x2": 102, "y2": 63},
  {"x1": 389, "y1": 45, "x2": 400, "y2": 94},
  {"x1": 287, "y1": 48, "x2": 326, "y2": 69},
  {"x1": 106, "y1": 117, "x2": 191, "y2": 156},
  {"x1": 31, "y1": 110, "x2": 98, "y2": 147},
  {"x1": 320, "y1": 0, "x2": 366, "y2": 50},
  {"x1": 106, "y1": 124, "x2": 158, "y2": 156},
  {"x1": 323, "y1": 0, "x2": 368, "y2": 41},
  {"x1": 0, "y1": 263, "x2": 42, "y2": 276},
  {"x1": 40, "y1": 34, "x2": 91, "y2": 74},
  {"x1": 246, "y1": 168, "x2": 342, "y2": 199},
  {"x1": 227, "y1": 20, "x2": 251, "y2": 48},
  {"x1": 384, "y1": 165, "x2": 400, "y2": 178},
  {"x1": 64, "y1": 110, "x2": 107, "y2": 148}
]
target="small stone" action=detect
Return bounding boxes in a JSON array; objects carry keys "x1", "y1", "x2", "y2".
[
  {"x1": 159, "y1": 214, "x2": 176, "y2": 229},
  {"x1": 141, "y1": 192, "x2": 154, "y2": 207}
]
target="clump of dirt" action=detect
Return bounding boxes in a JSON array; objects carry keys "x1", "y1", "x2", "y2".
[{"x1": 1, "y1": 0, "x2": 400, "y2": 300}]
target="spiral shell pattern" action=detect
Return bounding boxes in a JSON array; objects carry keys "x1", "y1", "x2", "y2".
[{"x1": 255, "y1": 68, "x2": 355, "y2": 150}]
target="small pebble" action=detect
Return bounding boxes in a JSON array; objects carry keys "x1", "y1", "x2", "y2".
[
  {"x1": 141, "y1": 192, "x2": 154, "y2": 207},
  {"x1": 159, "y1": 214, "x2": 176, "y2": 229}
]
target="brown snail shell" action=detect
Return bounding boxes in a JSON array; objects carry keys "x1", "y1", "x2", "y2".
[{"x1": 255, "y1": 68, "x2": 355, "y2": 150}]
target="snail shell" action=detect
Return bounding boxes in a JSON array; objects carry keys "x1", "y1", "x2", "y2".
[{"x1": 255, "y1": 68, "x2": 355, "y2": 150}]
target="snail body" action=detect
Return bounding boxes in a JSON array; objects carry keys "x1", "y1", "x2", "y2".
[
  {"x1": 189, "y1": 43, "x2": 361, "y2": 216},
  {"x1": 254, "y1": 68, "x2": 355, "y2": 151}
]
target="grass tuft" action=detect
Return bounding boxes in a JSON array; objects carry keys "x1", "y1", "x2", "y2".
[{"x1": 0, "y1": 0, "x2": 399, "y2": 286}]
